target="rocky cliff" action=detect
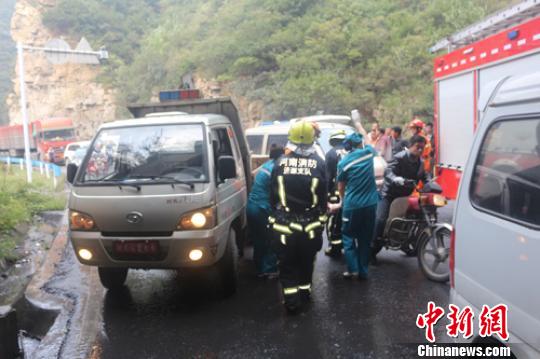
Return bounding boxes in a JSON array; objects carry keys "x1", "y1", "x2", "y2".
[
  {"x1": 193, "y1": 74, "x2": 266, "y2": 128},
  {"x1": 6, "y1": 0, "x2": 117, "y2": 139}
]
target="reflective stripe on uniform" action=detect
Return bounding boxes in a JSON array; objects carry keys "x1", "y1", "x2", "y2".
[
  {"x1": 289, "y1": 222, "x2": 303, "y2": 232},
  {"x1": 277, "y1": 175, "x2": 288, "y2": 210},
  {"x1": 318, "y1": 215, "x2": 328, "y2": 223},
  {"x1": 310, "y1": 177, "x2": 319, "y2": 208},
  {"x1": 298, "y1": 284, "x2": 311, "y2": 291},
  {"x1": 343, "y1": 153, "x2": 373, "y2": 172},
  {"x1": 280, "y1": 235, "x2": 287, "y2": 245},
  {"x1": 283, "y1": 287, "x2": 298, "y2": 295},
  {"x1": 304, "y1": 221, "x2": 322, "y2": 232},
  {"x1": 308, "y1": 230, "x2": 316, "y2": 239},
  {"x1": 273, "y1": 223, "x2": 293, "y2": 235},
  {"x1": 331, "y1": 240, "x2": 342, "y2": 245},
  {"x1": 268, "y1": 216, "x2": 276, "y2": 224}
]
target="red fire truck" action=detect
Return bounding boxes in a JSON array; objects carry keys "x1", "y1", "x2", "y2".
[
  {"x1": 0, "y1": 117, "x2": 76, "y2": 163},
  {"x1": 432, "y1": 1, "x2": 540, "y2": 199}
]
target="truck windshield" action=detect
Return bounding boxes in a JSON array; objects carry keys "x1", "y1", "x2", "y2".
[
  {"x1": 42, "y1": 129, "x2": 75, "y2": 140},
  {"x1": 79, "y1": 124, "x2": 208, "y2": 184}
]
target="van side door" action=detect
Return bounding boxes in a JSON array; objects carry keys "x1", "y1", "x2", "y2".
[{"x1": 456, "y1": 115, "x2": 540, "y2": 349}]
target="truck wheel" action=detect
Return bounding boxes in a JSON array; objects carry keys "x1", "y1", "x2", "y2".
[
  {"x1": 216, "y1": 228, "x2": 238, "y2": 297},
  {"x1": 98, "y1": 267, "x2": 128, "y2": 289}
]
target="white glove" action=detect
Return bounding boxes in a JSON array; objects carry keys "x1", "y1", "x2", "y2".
[
  {"x1": 393, "y1": 176, "x2": 405, "y2": 186},
  {"x1": 351, "y1": 109, "x2": 361, "y2": 123}
]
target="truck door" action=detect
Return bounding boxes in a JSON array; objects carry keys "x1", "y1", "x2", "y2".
[{"x1": 211, "y1": 127, "x2": 246, "y2": 227}]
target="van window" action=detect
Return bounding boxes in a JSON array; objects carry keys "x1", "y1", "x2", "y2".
[
  {"x1": 247, "y1": 135, "x2": 263, "y2": 154},
  {"x1": 470, "y1": 118, "x2": 540, "y2": 227},
  {"x1": 266, "y1": 134, "x2": 288, "y2": 154}
]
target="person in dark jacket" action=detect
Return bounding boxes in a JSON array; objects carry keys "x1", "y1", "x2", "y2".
[
  {"x1": 269, "y1": 120, "x2": 327, "y2": 313},
  {"x1": 324, "y1": 129, "x2": 347, "y2": 257},
  {"x1": 372, "y1": 135, "x2": 430, "y2": 261},
  {"x1": 390, "y1": 126, "x2": 408, "y2": 156}
]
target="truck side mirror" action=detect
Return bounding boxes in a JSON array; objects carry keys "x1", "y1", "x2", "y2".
[
  {"x1": 66, "y1": 163, "x2": 78, "y2": 184},
  {"x1": 218, "y1": 156, "x2": 236, "y2": 181}
]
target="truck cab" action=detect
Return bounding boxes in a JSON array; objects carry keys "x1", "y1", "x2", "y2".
[{"x1": 67, "y1": 98, "x2": 249, "y2": 295}]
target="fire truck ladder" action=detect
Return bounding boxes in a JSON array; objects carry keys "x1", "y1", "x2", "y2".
[{"x1": 430, "y1": 0, "x2": 540, "y2": 53}]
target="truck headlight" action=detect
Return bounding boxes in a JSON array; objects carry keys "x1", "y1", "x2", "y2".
[
  {"x1": 177, "y1": 207, "x2": 216, "y2": 230},
  {"x1": 70, "y1": 211, "x2": 98, "y2": 231}
]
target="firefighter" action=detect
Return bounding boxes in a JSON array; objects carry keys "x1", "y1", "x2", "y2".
[
  {"x1": 333, "y1": 132, "x2": 379, "y2": 279},
  {"x1": 324, "y1": 129, "x2": 347, "y2": 257},
  {"x1": 247, "y1": 145, "x2": 284, "y2": 279},
  {"x1": 269, "y1": 120, "x2": 327, "y2": 313},
  {"x1": 408, "y1": 118, "x2": 432, "y2": 173}
]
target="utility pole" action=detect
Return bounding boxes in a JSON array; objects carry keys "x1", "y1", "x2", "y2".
[
  {"x1": 15, "y1": 38, "x2": 108, "y2": 183},
  {"x1": 17, "y1": 41, "x2": 32, "y2": 183}
]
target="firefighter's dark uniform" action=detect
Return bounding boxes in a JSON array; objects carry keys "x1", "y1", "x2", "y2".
[{"x1": 269, "y1": 150, "x2": 327, "y2": 310}]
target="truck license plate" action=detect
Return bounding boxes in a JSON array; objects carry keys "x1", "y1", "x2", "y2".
[{"x1": 113, "y1": 240, "x2": 160, "y2": 255}]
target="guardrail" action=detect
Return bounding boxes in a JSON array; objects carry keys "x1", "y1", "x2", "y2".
[{"x1": 0, "y1": 156, "x2": 63, "y2": 187}]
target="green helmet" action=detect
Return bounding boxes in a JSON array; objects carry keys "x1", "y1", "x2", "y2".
[
  {"x1": 329, "y1": 129, "x2": 346, "y2": 144},
  {"x1": 288, "y1": 120, "x2": 315, "y2": 145}
]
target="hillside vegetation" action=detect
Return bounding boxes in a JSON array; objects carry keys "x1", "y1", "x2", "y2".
[
  {"x1": 0, "y1": 0, "x2": 16, "y2": 125},
  {"x1": 43, "y1": 0, "x2": 512, "y2": 124}
]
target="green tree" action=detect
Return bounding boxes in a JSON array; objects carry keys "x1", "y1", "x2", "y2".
[{"x1": 43, "y1": 0, "x2": 516, "y2": 123}]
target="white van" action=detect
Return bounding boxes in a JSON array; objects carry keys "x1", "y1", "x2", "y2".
[
  {"x1": 246, "y1": 119, "x2": 387, "y2": 186},
  {"x1": 451, "y1": 71, "x2": 540, "y2": 357}
]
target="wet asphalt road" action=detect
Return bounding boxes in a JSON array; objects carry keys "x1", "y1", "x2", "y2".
[{"x1": 96, "y1": 205, "x2": 453, "y2": 358}]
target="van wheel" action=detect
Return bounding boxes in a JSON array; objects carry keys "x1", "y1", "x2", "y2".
[
  {"x1": 417, "y1": 228, "x2": 451, "y2": 283},
  {"x1": 216, "y1": 228, "x2": 238, "y2": 297},
  {"x1": 98, "y1": 267, "x2": 128, "y2": 289}
]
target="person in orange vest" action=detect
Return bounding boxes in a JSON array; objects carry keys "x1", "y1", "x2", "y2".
[{"x1": 408, "y1": 118, "x2": 432, "y2": 173}]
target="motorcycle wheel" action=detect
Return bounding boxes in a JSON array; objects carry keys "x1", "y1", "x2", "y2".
[{"x1": 417, "y1": 227, "x2": 451, "y2": 283}]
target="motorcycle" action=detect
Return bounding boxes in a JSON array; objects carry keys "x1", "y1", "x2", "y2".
[{"x1": 373, "y1": 179, "x2": 452, "y2": 283}]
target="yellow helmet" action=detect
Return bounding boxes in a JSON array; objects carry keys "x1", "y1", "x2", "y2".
[{"x1": 288, "y1": 120, "x2": 315, "y2": 145}]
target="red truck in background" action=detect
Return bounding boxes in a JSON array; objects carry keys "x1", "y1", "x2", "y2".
[
  {"x1": 0, "y1": 117, "x2": 76, "y2": 163},
  {"x1": 431, "y1": 2, "x2": 540, "y2": 199}
]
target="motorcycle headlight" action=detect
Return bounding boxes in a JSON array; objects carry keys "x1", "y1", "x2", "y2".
[
  {"x1": 432, "y1": 194, "x2": 447, "y2": 207},
  {"x1": 177, "y1": 206, "x2": 216, "y2": 230},
  {"x1": 70, "y1": 210, "x2": 98, "y2": 231}
]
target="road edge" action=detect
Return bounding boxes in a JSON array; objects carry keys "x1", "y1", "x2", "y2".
[{"x1": 23, "y1": 213, "x2": 104, "y2": 358}]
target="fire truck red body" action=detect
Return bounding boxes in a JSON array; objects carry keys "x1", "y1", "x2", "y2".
[
  {"x1": 433, "y1": 14, "x2": 540, "y2": 199},
  {"x1": 0, "y1": 117, "x2": 76, "y2": 163}
]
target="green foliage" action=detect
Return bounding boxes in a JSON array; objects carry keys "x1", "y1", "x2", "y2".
[
  {"x1": 0, "y1": 165, "x2": 66, "y2": 260},
  {"x1": 0, "y1": 166, "x2": 66, "y2": 233},
  {"x1": 43, "y1": 0, "x2": 514, "y2": 124}
]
